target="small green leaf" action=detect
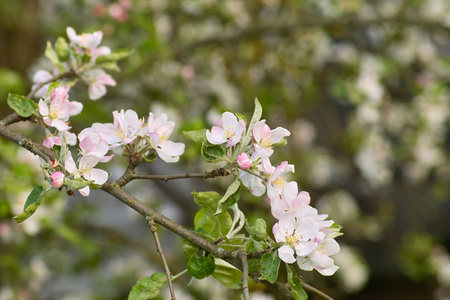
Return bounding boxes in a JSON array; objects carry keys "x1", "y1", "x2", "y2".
[
  {"x1": 96, "y1": 49, "x2": 133, "y2": 63},
  {"x1": 235, "y1": 112, "x2": 246, "y2": 124},
  {"x1": 23, "y1": 186, "x2": 44, "y2": 211},
  {"x1": 7, "y1": 94, "x2": 38, "y2": 117},
  {"x1": 245, "y1": 218, "x2": 267, "y2": 241},
  {"x1": 55, "y1": 37, "x2": 70, "y2": 61},
  {"x1": 128, "y1": 273, "x2": 168, "y2": 300},
  {"x1": 215, "y1": 179, "x2": 241, "y2": 215},
  {"x1": 211, "y1": 258, "x2": 242, "y2": 289},
  {"x1": 182, "y1": 239, "x2": 198, "y2": 259},
  {"x1": 245, "y1": 237, "x2": 265, "y2": 252},
  {"x1": 194, "y1": 208, "x2": 232, "y2": 239},
  {"x1": 45, "y1": 81, "x2": 64, "y2": 98},
  {"x1": 192, "y1": 191, "x2": 222, "y2": 215},
  {"x1": 259, "y1": 251, "x2": 281, "y2": 283},
  {"x1": 243, "y1": 98, "x2": 263, "y2": 146},
  {"x1": 96, "y1": 61, "x2": 120, "y2": 72},
  {"x1": 45, "y1": 41, "x2": 64, "y2": 72},
  {"x1": 187, "y1": 255, "x2": 215, "y2": 279},
  {"x1": 13, "y1": 201, "x2": 42, "y2": 223},
  {"x1": 183, "y1": 129, "x2": 207, "y2": 144},
  {"x1": 201, "y1": 143, "x2": 226, "y2": 163},
  {"x1": 65, "y1": 178, "x2": 93, "y2": 190},
  {"x1": 286, "y1": 264, "x2": 308, "y2": 300},
  {"x1": 142, "y1": 152, "x2": 157, "y2": 163},
  {"x1": 273, "y1": 137, "x2": 287, "y2": 147}
]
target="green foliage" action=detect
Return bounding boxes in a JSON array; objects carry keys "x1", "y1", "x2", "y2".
[
  {"x1": 182, "y1": 239, "x2": 198, "y2": 259},
  {"x1": 13, "y1": 186, "x2": 45, "y2": 223},
  {"x1": 215, "y1": 178, "x2": 241, "y2": 215},
  {"x1": 245, "y1": 218, "x2": 267, "y2": 241},
  {"x1": 194, "y1": 208, "x2": 232, "y2": 239},
  {"x1": 259, "y1": 251, "x2": 281, "y2": 284},
  {"x1": 142, "y1": 152, "x2": 157, "y2": 163},
  {"x1": 128, "y1": 273, "x2": 168, "y2": 300},
  {"x1": 243, "y1": 98, "x2": 262, "y2": 146},
  {"x1": 55, "y1": 36, "x2": 70, "y2": 61},
  {"x1": 286, "y1": 264, "x2": 308, "y2": 300},
  {"x1": 65, "y1": 178, "x2": 93, "y2": 190},
  {"x1": 96, "y1": 49, "x2": 133, "y2": 63},
  {"x1": 187, "y1": 255, "x2": 215, "y2": 279},
  {"x1": 7, "y1": 93, "x2": 38, "y2": 117},
  {"x1": 201, "y1": 143, "x2": 226, "y2": 163},
  {"x1": 192, "y1": 191, "x2": 222, "y2": 214},
  {"x1": 183, "y1": 129, "x2": 207, "y2": 144},
  {"x1": 211, "y1": 258, "x2": 242, "y2": 289},
  {"x1": 45, "y1": 41, "x2": 64, "y2": 72}
]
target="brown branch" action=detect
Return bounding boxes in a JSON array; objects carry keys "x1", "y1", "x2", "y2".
[
  {"x1": 302, "y1": 281, "x2": 334, "y2": 300},
  {"x1": 147, "y1": 218, "x2": 176, "y2": 300},
  {"x1": 130, "y1": 168, "x2": 231, "y2": 182},
  {"x1": 240, "y1": 252, "x2": 250, "y2": 300}
]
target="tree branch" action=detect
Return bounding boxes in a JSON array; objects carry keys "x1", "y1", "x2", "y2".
[
  {"x1": 147, "y1": 217, "x2": 176, "y2": 300},
  {"x1": 130, "y1": 168, "x2": 231, "y2": 181},
  {"x1": 27, "y1": 70, "x2": 78, "y2": 99},
  {"x1": 240, "y1": 252, "x2": 250, "y2": 300}
]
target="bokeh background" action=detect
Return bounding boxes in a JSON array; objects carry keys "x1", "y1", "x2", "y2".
[{"x1": 1, "y1": 0, "x2": 450, "y2": 299}]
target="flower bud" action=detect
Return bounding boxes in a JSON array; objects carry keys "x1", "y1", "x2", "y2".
[
  {"x1": 50, "y1": 171, "x2": 65, "y2": 189},
  {"x1": 237, "y1": 152, "x2": 252, "y2": 170}
]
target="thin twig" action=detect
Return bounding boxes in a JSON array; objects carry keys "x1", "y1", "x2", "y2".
[
  {"x1": 27, "y1": 70, "x2": 77, "y2": 99},
  {"x1": 130, "y1": 168, "x2": 231, "y2": 181},
  {"x1": 147, "y1": 217, "x2": 176, "y2": 300},
  {"x1": 240, "y1": 252, "x2": 250, "y2": 300},
  {"x1": 302, "y1": 281, "x2": 334, "y2": 300}
]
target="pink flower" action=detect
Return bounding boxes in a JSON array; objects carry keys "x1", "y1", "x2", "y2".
[
  {"x1": 252, "y1": 120, "x2": 290, "y2": 156},
  {"x1": 237, "y1": 152, "x2": 252, "y2": 170},
  {"x1": 206, "y1": 112, "x2": 245, "y2": 147},
  {"x1": 50, "y1": 171, "x2": 65, "y2": 189},
  {"x1": 262, "y1": 160, "x2": 294, "y2": 200},
  {"x1": 297, "y1": 238, "x2": 340, "y2": 276},
  {"x1": 270, "y1": 181, "x2": 311, "y2": 219},
  {"x1": 43, "y1": 136, "x2": 62, "y2": 149},
  {"x1": 32, "y1": 70, "x2": 53, "y2": 98},
  {"x1": 273, "y1": 211, "x2": 319, "y2": 263},
  {"x1": 66, "y1": 27, "x2": 111, "y2": 62},
  {"x1": 82, "y1": 69, "x2": 116, "y2": 100},
  {"x1": 148, "y1": 113, "x2": 185, "y2": 163},
  {"x1": 109, "y1": 3, "x2": 129, "y2": 22},
  {"x1": 79, "y1": 133, "x2": 114, "y2": 162}
]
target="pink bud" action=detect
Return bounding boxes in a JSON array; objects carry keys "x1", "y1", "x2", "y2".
[
  {"x1": 50, "y1": 171, "x2": 65, "y2": 189},
  {"x1": 237, "y1": 152, "x2": 252, "y2": 170}
]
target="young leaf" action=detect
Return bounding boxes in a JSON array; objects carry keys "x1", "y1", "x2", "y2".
[
  {"x1": 183, "y1": 129, "x2": 207, "y2": 144},
  {"x1": 45, "y1": 41, "x2": 64, "y2": 72},
  {"x1": 182, "y1": 239, "x2": 198, "y2": 259},
  {"x1": 194, "y1": 208, "x2": 232, "y2": 239},
  {"x1": 211, "y1": 258, "x2": 243, "y2": 289},
  {"x1": 245, "y1": 218, "x2": 267, "y2": 241},
  {"x1": 23, "y1": 186, "x2": 44, "y2": 211},
  {"x1": 128, "y1": 273, "x2": 168, "y2": 300},
  {"x1": 214, "y1": 179, "x2": 241, "y2": 215},
  {"x1": 187, "y1": 255, "x2": 215, "y2": 279},
  {"x1": 259, "y1": 251, "x2": 281, "y2": 283},
  {"x1": 55, "y1": 37, "x2": 70, "y2": 61},
  {"x1": 192, "y1": 191, "x2": 222, "y2": 215},
  {"x1": 201, "y1": 143, "x2": 226, "y2": 163},
  {"x1": 65, "y1": 178, "x2": 93, "y2": 190},
  {"x1": 243, "y1": 98, "x2": 263, "y2": 146},
  {"x1": 96, "y1": 49, "x2": 133, "y2": 63},
  {"x1": 142, "y1": 152, "x2": 157, "y2": 163},
  {"x1": 7, "y1": 94, "x2": 38, "y2": 117},
  {"x1": 286, "y1": 264, "x2": 308, "y2": 300}
]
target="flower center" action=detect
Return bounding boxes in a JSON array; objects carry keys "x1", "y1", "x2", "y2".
[
  {"x1": 272, "y1": 176, "x2": 286, "y2": 188},
  {"x1": 285, "y1": 230, "x2": 303, "y2": 247},
  {"x1": 49, "y1": 105, "x2": 59, "y2": 119},
  {"x1": 223, "y1": 126, "x2": 235, "y2": 139}
]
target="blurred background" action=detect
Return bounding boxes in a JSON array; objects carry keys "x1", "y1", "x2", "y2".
[{"x1": 1, "y1": 0, "x2": 450, "y2": 299}]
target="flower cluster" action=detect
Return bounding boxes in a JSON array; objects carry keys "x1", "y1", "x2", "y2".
[
  {"x1": 33, "y1": 27, "x2": 118, "y2": 100},
  {"x1": 206, "y1": 107, "x2": 341, "y2": 275}
]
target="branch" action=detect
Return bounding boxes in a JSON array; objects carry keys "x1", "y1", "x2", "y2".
[
  {"x1": 147, "y1": 217, "x2": 176, "y2": 300},
  {"x1": 240, "y1": 252, "x2": 250, "y2": 300},
  {"x1": 130, "y1": 168, "x2": 231, "y2": 181},
  {"x1": 302, "y1": 282, "x2": 334, "y2": 300}
]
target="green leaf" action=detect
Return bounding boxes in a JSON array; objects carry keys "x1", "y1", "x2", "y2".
[
  {"x1": 45, "y1": 81, "x2": 65, "y2": 98},
  {"x1": 192, "y1": 191, "x2": 222, "y2": 215},
  {"x1": 286, "y1": 264, "x2": 308, "y2": 300},
  {"x1": 96, "y1": 61, "x2": 120, "y2": 72},
  {"x1": 96, "y1": 49, "x2": 133, "y2": 63},
  {"x1": 55, "y1": 37, "x2": 70, "y2": 61},
  {"x1": 183, "y1": 129, "x2": 207, "y2": 144},
  {"x1": 201, "y1": 143, "x2": 226, "y2": 163},
  {"x1": 194, "y1": 208, "x2": 232, "y2": 239},
  {"x1": 7, "y1": 94, "x2": 38, "y2": 117},
  {"x1": 215, "y1": 179, "x2": 241, "y2": 215},
  {"x1": 245, "y1": 237, "x2": 265, "y2": 252},
  {"x1": 182, "y1": 239, "x2": 198, "y2": 259},
  {"x1": 65, "y1": 178, "x2": 93, "y2": 190},
  {"x1": 187, "y1": 255, "x2": 215, "y2": 279},
  {"x1": 142, "y1": 152, "x2": 157, "y2": 163},
  {"x1": 13, "y1": 201, "x2": 42, "y2": 223},
  {"x1": 45, "y1": 41, "x2": 64, "y2": 72},
  {"x1": 245, "y1": 218, "x2": 267, "y2": 241},
  {"x1": 259, "y1": 251, "x2": 281, "y2": 283},
  {"x1": 235, "y1": 112, "x2": 247, "y2": 124},
  {"x1": 243, "y1": 98, "x2": 263, "y2": 146},
  {"x1": 211, "y1": 258, "x2": 242, "y2": 289},
  {"x1": 23, "y1": 186, "x2": 44, "y2": 211},
  {"x1": 128, "y1": 273, "x2": 168, "y2": 300}
]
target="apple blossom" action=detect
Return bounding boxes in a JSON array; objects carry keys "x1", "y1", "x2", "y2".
[
  {"x1": 50, "y1": 171, "x2": 65, "y2": 189},
  {"x1": 272, "y1": 211, "x2": 319, "y2": 263},
  {"x1": 79, "y1": 133, "x2": 114, "y2": 162},
  {"x1": 32, "y1": 70, "x2": 53, "y2": 98},
  {"x1": 148, "y1": 113, "x2": 185, "y2": 163},
  {"x1": 66, "y1": 27, "x2": 111, "y2": 61},
  {"x1": 82, "y1": 69, "x2": 117, "y2": 100},
  {"x1": 206, "y1": 112, "x2": 245, "y2": 147},
  {"x1": 297, "y1": 238, "x2": 340, "y2": 276},
  {"x1": 270, "y1": 181, "x2": 311, "y2": 219},
  {"x1": 262, "y1": 160, "x2": 295, "y2": 200},
  {"x1": 252, "y1": 120, "x2": 290, "y2": 157},
  {"x1": 237, "y1": 152, "x2": 252, "y2": 170}
]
